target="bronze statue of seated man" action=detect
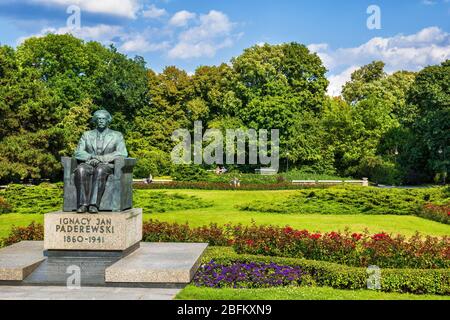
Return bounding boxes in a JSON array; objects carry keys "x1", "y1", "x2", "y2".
[{"x1": 74, "y1": 110, "x2": 128, "y2": 214}]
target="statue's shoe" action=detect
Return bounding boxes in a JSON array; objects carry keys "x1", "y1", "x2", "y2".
[
  {"x1": 88, "y1": 205, "x2": 99, "y2": 214},
  {"x1": 77, "y1": 205, "x2": 88, "y2": 214}
]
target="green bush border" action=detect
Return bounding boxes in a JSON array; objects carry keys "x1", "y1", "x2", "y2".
[{"x1": 202, "y1": 247, "x2": 450, "y2": 295}]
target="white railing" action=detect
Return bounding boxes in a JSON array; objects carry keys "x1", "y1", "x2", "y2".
[
  {"x1": 255, "y1": 168, "x2": 278, "y2": 176},
  {"x1": 292, "y1": 178, "x2": 369, "y2": 187}
]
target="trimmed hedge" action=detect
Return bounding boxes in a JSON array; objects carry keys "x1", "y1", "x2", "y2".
[
  {"x1": 202, "y1": 247, "x2": 450, "y2": 295},
  {"x1": 134, "y1": 181, "x2": 332, "y2": 191},
  {"x1": 1, "y1": 184, "x2": 63, "y2": 214},
  {"x1": 238, "y1": 186, "x2": 450, "y2": 215}
]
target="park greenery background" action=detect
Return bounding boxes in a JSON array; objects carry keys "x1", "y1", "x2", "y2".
[
  {"x1": 0, "y1": 34, "x2": 449, "y2": 300},
  {"x1": 0, "y1": 34, "x2": 448, "y2": 185}
]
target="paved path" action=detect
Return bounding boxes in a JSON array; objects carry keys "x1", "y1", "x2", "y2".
[{"x1": 0, "y1": 286, "x2": 180, "y2": 300}]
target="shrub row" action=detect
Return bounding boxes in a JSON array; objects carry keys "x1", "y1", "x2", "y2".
[
  {"x1": 0, "y1": 184, "x2": 213, "y2": 215},
  {"x1": 134, "y1": 181, "x2": 332, "y2": 191},
  {"x1": 201, "y1": 247, "x2": 450, "y2": 295},
  {"x1": 142, "y1": 220, "x2": 229, "y2": 246},
  {"x1": 1, "y1": 184, "x2": 63, "y2": 214},
  {"x1": 238, "y1": 186, "x2": 450, "y2": 215}
]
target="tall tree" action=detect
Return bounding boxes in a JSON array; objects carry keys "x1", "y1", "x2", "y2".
[{"x1": 407, "y1": 60, "x2": 450, "y2": 183}]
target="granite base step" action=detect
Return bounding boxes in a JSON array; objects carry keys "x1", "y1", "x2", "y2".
[{"x1": 0, "y1": 241, "x2": 208, "y2": 289}]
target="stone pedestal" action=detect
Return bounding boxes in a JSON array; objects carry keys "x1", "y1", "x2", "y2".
[
  {"x1": 44, "y1": 209, "x2": 142, "y2": 251},
  {"x1": 1, "y1": 208, "x2": 209, "y2": 289}
]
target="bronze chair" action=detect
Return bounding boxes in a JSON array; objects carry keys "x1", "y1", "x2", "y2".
[{"x1": 61, "y1": 157, "x2": 136, "y2": 212}]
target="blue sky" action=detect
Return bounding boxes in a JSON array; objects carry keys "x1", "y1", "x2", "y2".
[{"x1": 0, "y1": 0, "x2": 449, "y2": 95}]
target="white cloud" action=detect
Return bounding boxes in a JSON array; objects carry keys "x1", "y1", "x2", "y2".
[
  {"x1": 29, "y1": 0, "x2": 141, "y2": 19},
  {"x1": 326, "y1": 66, "x2": 359, "y2": 97},
  {"x1": 308, "y1": 27, "x2": 450, "y2": 96},
  {"x1": 142, "y1": 5, "x2": 167, "y2": 19},
  {"x1": 168, "y1": 10, "x2": 236, "y2": 59},
  {"x1": 16, "y1": 6, "x2": 241, "y2": 60},
  {"x1": 20, "y1": 23, "x2": 170, "y2": 54},
  {"x1": 120, "y1": 34, "x2": 169, "y2": 53},
  {"x1": 18, "y1": 24, "x2": 124, "y2": 44},
  {"x1": 169, "y1": 10, "x2": 196, "y2": 27}
]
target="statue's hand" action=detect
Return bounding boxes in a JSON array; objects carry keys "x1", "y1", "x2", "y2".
[
  {"x1": 93, "y1": 155, "x2": 107, "y2": 163},
  {"x1": 87, "y1": 159, "x2": 100, "y2": 167}
]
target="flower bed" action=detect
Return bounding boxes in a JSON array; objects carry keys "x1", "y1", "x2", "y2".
[
  {"x1": 193, "y1": 260, "x2": 306, "y2": 288},
  {"x1": 417, "y1": 203, "x2": 450, "y2": 225},
  {"x1": 3, "y1": 220, "x2": 449, "y2": 269},
  {"x1": 199, "y1": 247, "x2": 450, "y2": 295},
  {"x1": 232, "y1": 225, "x2": 450, "y2": 269},
  {"x1": 0, "y1": 196, "x2": 12, "y2": 214},
  {"x1": 142, "y1": 220, "x2": 449, "y2": 269},
  {"x1": 143, "y1": 220, "x2": 229, "y2": 246},
  {"x1": 1, "y1": 222, "x2": 44, "y2": 247},
  {"x1": 2, "y1": 222, "x2": 450, "y2": 295}
]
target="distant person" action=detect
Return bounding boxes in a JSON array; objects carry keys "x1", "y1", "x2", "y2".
[{"x1": 231, "y1": 177, "x2": 240, "y2": 188}]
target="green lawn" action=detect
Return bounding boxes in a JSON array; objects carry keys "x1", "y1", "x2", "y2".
[
  {"x1": 1, "y1": 189, "x2": 450, "y2": 239},
  {"x1": 145, "y1": 190, "x2": 450, "y2": 237},
  {"x1": 176, "y1": 285, "x2": 450, "y2": 300}
]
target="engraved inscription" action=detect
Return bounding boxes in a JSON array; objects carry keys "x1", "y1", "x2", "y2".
[{"x1": 55, "y1": 217, "x2": 115, "y2": 243}]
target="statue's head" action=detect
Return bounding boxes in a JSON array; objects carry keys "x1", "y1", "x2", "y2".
[{"x1": 92, "y1": 110, "x2": 112, "y2": 130}]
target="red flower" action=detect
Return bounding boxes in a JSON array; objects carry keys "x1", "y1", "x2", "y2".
[
  {"x1": 283, "y1": 226, "x2": 294, "y2": 234},
  {"x1": 328, "y1": 231, "x2": 340, "y2": 240},
  {"x1": 309, "y1": 233, "x2": 321, "y2": 240},
  {"x1": 293, "y1": 230, "x2": 309, "y2": 238},
  {"x1": 352, "y1": 233, "x2": 362, "y2": 241},
  {"x1": 372, "y1": 233, "x2": 390, "y2": 241},
  {"x1": 245, "y1": 239, "x2": 254, "y2": 246}
]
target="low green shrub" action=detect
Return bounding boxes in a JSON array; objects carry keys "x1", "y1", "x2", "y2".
[
  {"x1": 134, "y1": 181, "x2": 332, "y2": 191},
  {"x1": 1, "y1": 184, "x2": 62, "y2": 214},
  {"x1": 172, "y1": 165, "x2": 210, "y2": 182},
  {"x1": 0, "y1": 184, "x2": 213, "y2": 214},
  {"x1": 133, "y1": 190, "x2": 213, "y2": 213},
  {"x1": 202, "y1": 247, "x2": 450, "y2": 295},
  {"x1": 238, "y1": 186, "x2": 450, "y2": 215}
]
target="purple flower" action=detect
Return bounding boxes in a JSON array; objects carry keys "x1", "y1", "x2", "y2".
[{"x1": 193, "y1": 260, "x2": 305, "y2": 288}]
